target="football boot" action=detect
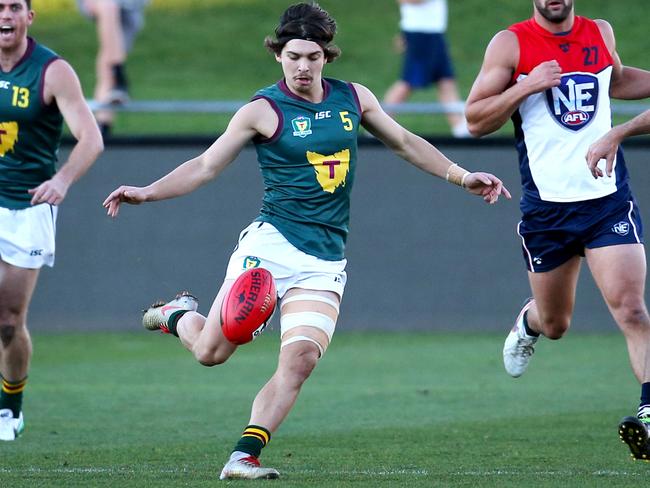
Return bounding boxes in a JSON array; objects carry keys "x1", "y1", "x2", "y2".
[
  {"x1": 619, "y1": 415, "x2": 650, "y2": 461},
  {"x1": 142, "y1": 291, "x2": 198, "y2": 333},
  {"x1": 219, "y1": 453, "x2": 279, "y2": 480},
  {"x1": 503, "y1": 298, "x2": 538, "y2": 378},
  {"x1": 0, "y1": 409, "x2": 24, "y2": 441}
]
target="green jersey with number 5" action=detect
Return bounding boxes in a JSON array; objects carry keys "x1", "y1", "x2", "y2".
[{"x1": 253, "y1": 78, "x2": 361, "y2": 261}]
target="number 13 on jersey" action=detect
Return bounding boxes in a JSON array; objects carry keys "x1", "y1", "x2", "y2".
[{"x1": 12, "y1": 86, "x2": 29, "y2": 108}]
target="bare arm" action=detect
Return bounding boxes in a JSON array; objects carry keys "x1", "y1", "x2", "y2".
[
  {"x1": 584, "y1": 20, "x2": 650, "y2": 179},
  {"x1": 30, "y1": 60, "x2": 103, "y2": 205},
  {"x1": 465, "y1": 30, "x2": 562, "y2": 137},
  {"x1": 596, "y1": 19, "x2": 650, "y2": 100},
  {"x1": 586, "y1": 109, "x2": 650, "y2": 178},
  {"x1": 103, "y1": 98, "x2": 277, "y2": 217},
  {"x1": 354, "y1": 82, "x2": 510, "y2": 203},
  {"x1": 611, "y1": 66, "x2": 650, "y2": 99}
]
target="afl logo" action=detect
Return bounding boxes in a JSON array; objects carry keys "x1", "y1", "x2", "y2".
[
  {"x1": 546, "y1": 73, "x2": 598, "y2": 131},
  {"x1": 561, "y1": 111, "x2": 589, "y2": 126}
]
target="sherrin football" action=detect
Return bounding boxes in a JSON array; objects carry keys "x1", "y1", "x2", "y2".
[{"x1": 221, "y1": 267, "x2": 277, "y2": 345}]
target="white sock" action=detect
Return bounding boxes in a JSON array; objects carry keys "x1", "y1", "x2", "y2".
[{"x1": 452, "y1": 120, "x2": 471, "y2": 138}]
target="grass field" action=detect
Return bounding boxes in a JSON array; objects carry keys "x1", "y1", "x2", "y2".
[
  {"x1": 1, "y1": 330, "x2": 649, "y2": 487},
  {"x1": 28, "y1": 0, "x2": 650, "y2": 136}
]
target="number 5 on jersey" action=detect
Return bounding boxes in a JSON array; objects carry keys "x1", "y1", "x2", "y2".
[{"x1": 339, "y1": 111, "x2": 353, "y2": 131}]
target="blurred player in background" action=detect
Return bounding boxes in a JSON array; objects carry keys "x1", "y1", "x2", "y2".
[
  {"x1": 0, "y1": 0, "x2": 103, "y2": 441},
  {"x1": 103, "y1": 2, "x2": 509, "y2": 479},
  {"x1": 77, "y1": 0, "x2": 149, "y2": 137},
  {"x1": 465, "y1": 0, "x2": 650, "y2": 460},
  {"x1": 383, "y1": 0, "x2": 469, "y2": 137}
]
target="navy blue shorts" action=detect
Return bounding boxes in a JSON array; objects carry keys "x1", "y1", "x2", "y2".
[
  {"x1": 401, "y1": 32, "x2": 455, "y2": 88},
  {"x1": 517, "y1": 193, "x2": 644, "y2": 272}
]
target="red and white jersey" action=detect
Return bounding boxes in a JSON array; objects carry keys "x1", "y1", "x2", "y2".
[{"x1": 509, "y1": 16, "x2": 628, "y2": 204}]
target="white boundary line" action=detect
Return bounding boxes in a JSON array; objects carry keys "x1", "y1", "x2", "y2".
[{"x1": 0, "y1": 467, "x2": 645, "y2": 477}]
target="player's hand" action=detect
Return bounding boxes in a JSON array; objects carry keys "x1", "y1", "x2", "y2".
[
  {"x1": 103, "y1": 185, "x2": 148, "y2": 218},
  {"x1": 525, "y1": 60, "x2": 562, "y2": 94},
  {"x1": 463, "y1": 172, "x2": 512, "y2": 204},
  {"x1": 586, "y1": 130, "x2": 621, "y2": 179},
  {"x1": 28, "y1": 176, "x2": 69, "y2": 206}
]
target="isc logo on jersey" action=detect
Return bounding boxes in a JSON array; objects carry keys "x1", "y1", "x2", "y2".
[{"x1": 545, "y1": 73, "x2": 599, "y2": 131}]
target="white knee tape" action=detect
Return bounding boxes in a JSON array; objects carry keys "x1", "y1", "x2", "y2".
[
  {"x1": 281, "y1": 335, "x2": 324, "y2": 358},
  {"x1": 280, "y1": 311, "x2": 336, "y2": 341},
  {"x1": 281, "y1": 294, "x2": 340, "y2": 313}
]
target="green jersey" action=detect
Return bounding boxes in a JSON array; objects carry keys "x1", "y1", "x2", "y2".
[
  {"x1": 0, "y1": 38, "x2": 64, "y2": 209},
  {"x1": 253, "y1": 78, "x2": 361, "y2": 261}
]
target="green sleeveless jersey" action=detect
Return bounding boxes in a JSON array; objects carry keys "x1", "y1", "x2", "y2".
[
  {"x1": 0, "y1": 38, "x2": 64, "y2": 209},
  {"x1": 253, "y1": 78, "x2": 361, "y2": 261}
]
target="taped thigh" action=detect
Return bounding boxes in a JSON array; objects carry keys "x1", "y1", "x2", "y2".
[
  {"x1": 281, "y1": 335, "x2": 324, "y2": 358},
  {"x1": 281, "y1": 311, "x2": 336, "y2": 341},
  {"x1": 280, "y1": 293, "x2": 339, "y2": 356},
  {"x1": 280, "y1": 312, "x2": 337, "y2": 358},
  {"x1": 281, "y1": 293, "x2": 340, "y2": 314}
]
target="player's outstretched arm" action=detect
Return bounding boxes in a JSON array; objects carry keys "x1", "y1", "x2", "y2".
[
  {"x1": 29, "y1": 60, "x2": 103, "y2": 206},
  {"x1": 465, "y1": 30, "x2": 561, "y2": 137},
  {"x1": 586, "y1": 109, "x2": 650, "y2": 179},
  {"x1": 103, "y1": 99, "x2": 276, "y2": 217},
  {"x1": 354, "y1": 82, "x2": 511, "y2": 204}
]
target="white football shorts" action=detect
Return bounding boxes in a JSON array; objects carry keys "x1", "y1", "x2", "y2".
[
  {"x1": 0, "y1": 204, "x2": 57, "y2": 269},
  {"x1": 225, "y1": 221, "x2": 347, "y2": 300}
]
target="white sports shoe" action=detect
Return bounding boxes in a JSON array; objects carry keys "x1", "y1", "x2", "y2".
[
  {"x1": 219, "y1": 452, "x2": 280, "y2": 480},
  {"x1": 142, "y1": 292, "x2": 198, "y2": 333},
  {"x1": 503, "y1": 298, "x2": 538, "y2": 378},
  {"x1": 0, "y1": 409, "x2": 24, "y2": 441}
]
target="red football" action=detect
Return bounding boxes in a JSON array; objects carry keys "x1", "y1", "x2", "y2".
[{"x1": 221, "y1": 267, "x2": 277, "y2": 345}]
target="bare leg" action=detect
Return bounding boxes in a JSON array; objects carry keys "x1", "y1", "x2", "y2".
[
  {"x1": 249, "y1": 341, "x2": 320, "y2": 431},
  {"x1": 503, "y1": 256, "x2": 582, "y2": 377},
  {"x1": 0, "y1": 261, "x2": 39, "y2": 384},
  {"x1": 247, "y1": 288, "x2": 337, "y2": 430},
  {"x1": 85, "y1": 0, "x2": 127, "y2": 127},
  {"x1": 525, "y1": 255, "x2": 582, "y2": 339},
  {"x1": 437, "y1": 77, "x2": 466, "y2": 133},
  {"x1": 587, "y1": 244, "x2": 650, "y2": 382},
  {"x1": 175, "y1": 280, "x2": 237, "y2": 366},
  {"x1": 384, "y1": 80, "x2": 412, "y2": 106},
  {"x1": 220, "y1": 289, "x2": 338, "y2": 479}
]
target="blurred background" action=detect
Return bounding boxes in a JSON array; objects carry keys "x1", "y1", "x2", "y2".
[
  {"x1": 32, "y1": 0, "x2": 650, "y2": 137},
  {"x1": 26, "y1": 0, "x2": 650, "y2": 332}
]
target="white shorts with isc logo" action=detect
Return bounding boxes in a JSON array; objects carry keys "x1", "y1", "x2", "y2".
[
  {"x1": 0, "y1": 204, "x2": 57, "y2": 269},
  {"x1": 225, "y1": 221, "x2": 347, "y2": 300}
]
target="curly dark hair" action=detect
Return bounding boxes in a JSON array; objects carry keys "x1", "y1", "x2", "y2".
[{"x1": 264, "y1": 2, "x2": 341, "y2": 62}]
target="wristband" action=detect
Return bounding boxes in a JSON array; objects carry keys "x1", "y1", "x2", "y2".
[{"x1": 445, "y1": 163, "x2": 470, "y2": 188}]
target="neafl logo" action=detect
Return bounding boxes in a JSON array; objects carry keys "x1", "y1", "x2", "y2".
[{"x1": 546, "y1": 73, "x2": 599, "y2": 131}]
